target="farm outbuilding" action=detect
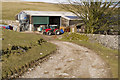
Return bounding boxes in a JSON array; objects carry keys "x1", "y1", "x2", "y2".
[{"x1": 16, "y1": 11, "x2": 83, "y2": 32}]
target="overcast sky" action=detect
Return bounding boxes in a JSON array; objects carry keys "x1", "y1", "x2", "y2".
[
  {"x1": 23, "y1": 0, "x2": 69, "y2": 3},
  {"x1": 24, "y1": 0, "x2": 119, "y2": 3},
  {"x1": 2, "y1": 0, "x2": 69, "y2": 3},
  {"x1": 2, "y1": 0, "x2": 119, "y2": 3}
]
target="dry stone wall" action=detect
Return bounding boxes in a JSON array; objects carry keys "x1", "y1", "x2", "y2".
[
  {"x1": 87, "y1": 34, "x2": 119, "y2": 50},
  {"x1": 2, "y1": 20, "x2": 19, "y2": 26}
]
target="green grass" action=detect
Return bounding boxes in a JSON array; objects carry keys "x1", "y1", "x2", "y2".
[
  {"x1": 2, "y1": 28, "x2": 43, "y2": 49},
  {"x1": 2, "y1": 2, "x2": 64, "y2": 20},
  {"x1": 1, "y1": 29, "x2": 56, "y2": 79},
  {"x1": 59, "y1": 32, "x2": 118, "y2": 78}
]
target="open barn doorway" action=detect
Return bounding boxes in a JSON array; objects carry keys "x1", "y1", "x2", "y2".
[{"x1": 49, "y1": 16, "x2": 60, "y2": 29}]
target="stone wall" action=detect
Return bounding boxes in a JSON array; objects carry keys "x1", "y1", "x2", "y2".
[
  {"x1": 2, "y1": 20, "x2": 19, "y2": 26},
  {"x1": 87, "y1": 34, "x2": 119, "y2": 50}
]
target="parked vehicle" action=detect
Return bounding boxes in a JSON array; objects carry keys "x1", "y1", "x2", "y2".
[
  {"x1": 43, "y1": 25, "x2": 62, "y2": 36},
  {"x1": 0, "y1": 25, "x2": 13, "y2": 30}
]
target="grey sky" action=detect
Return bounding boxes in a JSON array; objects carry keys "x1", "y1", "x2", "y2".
[
  {"x1": 23, "y1": 0, "x2": 69, "y2": 3},
  {"x1": 2, "y1": 0, "x2": 119, "y2": 2}
]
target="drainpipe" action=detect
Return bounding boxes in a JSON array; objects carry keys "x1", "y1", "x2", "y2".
[
  {"x1": 29, "y1": 24, "x2": 32, "y2": 31},
  {"x1": 29, "y1": 15, "x2": 32, "y2": 31},
  {"x1": 68, "y1": 19, "x2": 70, "y2": 27},
  {"x1": 60, "y1": 17, "x2": 62, "y2": 27}
]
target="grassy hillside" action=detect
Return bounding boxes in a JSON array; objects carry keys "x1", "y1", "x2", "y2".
[
  {"x1": 1, "y1": 29, "x2": 56, "y2": 79},
  {"x1": 2, "y1": 2, "x2": 64, "y2": 20}
]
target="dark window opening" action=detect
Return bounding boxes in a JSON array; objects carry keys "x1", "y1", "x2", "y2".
[{"x1": 49, "y1": 16, "x2": 60, "y2": 28}]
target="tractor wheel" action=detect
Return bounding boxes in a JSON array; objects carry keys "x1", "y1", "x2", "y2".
[
  {"x1": 43, "y1": 32, "x2": 46, "y2": 35},
  {"x1": 48, "y1": 32, "x2": 52, "y2": 36},
  {"x1": 56, "y1": 31, "x2": 60, "y2": 35}
]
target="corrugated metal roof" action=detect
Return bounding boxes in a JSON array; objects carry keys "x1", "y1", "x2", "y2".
[
  {"x1": 22, "y1": 11, "x2": 81, "y2": 20},
  {"x1": 65, "y1": 16, "x2": 82, "y2": 20},
  {"x1": 23, "y1": 11, "x2": 76, "y2": 16}
]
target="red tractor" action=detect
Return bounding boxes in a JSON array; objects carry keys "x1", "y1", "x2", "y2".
[{"x1": 43, "y1": 25, "x2": 61, "y2": 36}]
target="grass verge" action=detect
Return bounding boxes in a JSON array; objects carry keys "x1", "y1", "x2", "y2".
[
  {"x1": 1, "y1": 29, "x2": 56, "y2": 79},
  {"x1": 59, "y1": 32, "x2": 118, "y2": 78}
]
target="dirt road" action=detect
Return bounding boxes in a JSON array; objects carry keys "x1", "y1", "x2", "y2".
[{"x1": 21, "y1": 41, "x2": 112, "y2": 78}]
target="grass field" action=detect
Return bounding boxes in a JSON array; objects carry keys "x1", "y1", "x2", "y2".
[
  {"x1": 59, "y1": 32, "x2": 118, "y2": 78},
  {"x1": 1, "y1": 29, "x2": 56, "y2": 79},
  {"x1": 2, "y1": 2, "x2": 64, "y2": 20}
]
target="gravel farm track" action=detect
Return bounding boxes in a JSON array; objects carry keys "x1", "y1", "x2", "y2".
[{"x1": 20, "y1": 34, "x2": 112, "y2": 78}]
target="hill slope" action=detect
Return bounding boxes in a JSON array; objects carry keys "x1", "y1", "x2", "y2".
[{"x1": 2, "y1": 2, "x2": 64, "y2": 20}]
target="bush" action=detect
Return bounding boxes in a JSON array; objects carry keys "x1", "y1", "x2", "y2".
[{"x1": 62, "y1": 32, "x2": 88, "y2": 41}]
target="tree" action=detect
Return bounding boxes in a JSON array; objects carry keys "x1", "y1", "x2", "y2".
[{"x1": 59, "y1": 0, "x2": 120, "y2": 34}]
